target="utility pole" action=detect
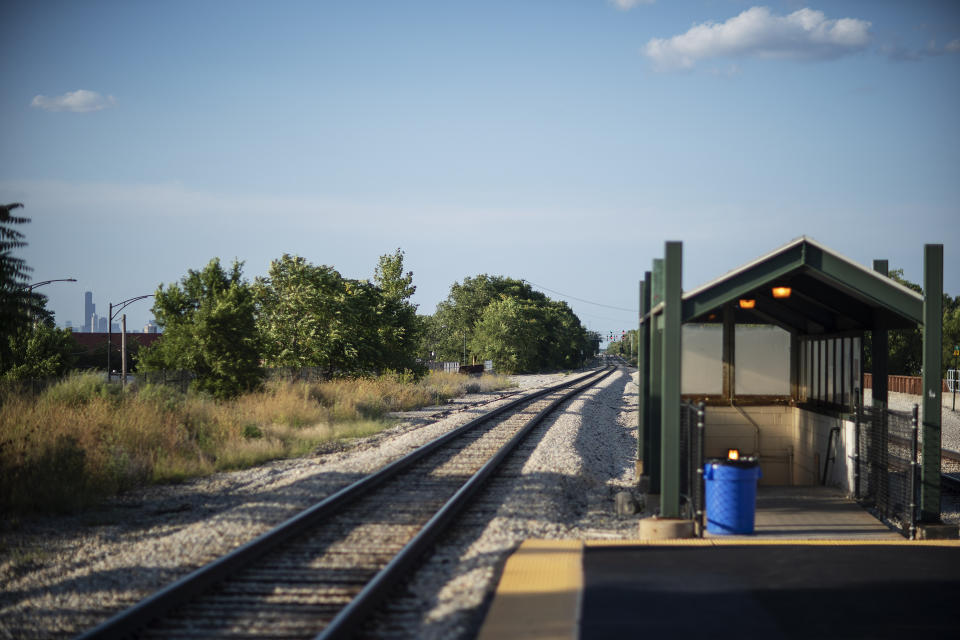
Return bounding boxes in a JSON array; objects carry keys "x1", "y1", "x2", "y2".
[{"x1": 121, "y1": 314, "x2": 127, "y2": 387}]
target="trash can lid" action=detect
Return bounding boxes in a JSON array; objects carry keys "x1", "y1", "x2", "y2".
[{"x1": 707, "y1": 457, "x2": 759, "y2": 469}]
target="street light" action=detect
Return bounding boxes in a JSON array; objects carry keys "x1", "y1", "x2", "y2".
[
  {"x1": 26, "y1": 278, "x2": 76, "y2": 322},
  {"x1": 108, "y1": 294, "x2": 154, "y2": 383},
  {"x1": 27, "y1": 278, "x2": 77, "y2": 293}
]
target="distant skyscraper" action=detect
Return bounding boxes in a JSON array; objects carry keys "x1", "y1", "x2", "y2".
[
  {"x1": 84, "y1": 291, "x2": 95, "y2": 332},
  {"x1": 144, "y1": 321, "x2": 158, "y2": 334},
  {"x1": 98, "y1": 317, "x2": 108, "y2": 332}
]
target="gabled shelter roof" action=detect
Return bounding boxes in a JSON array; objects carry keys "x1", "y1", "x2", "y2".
[{"x1": 676, "y1": 236, "x2": 923, "y2": 335}]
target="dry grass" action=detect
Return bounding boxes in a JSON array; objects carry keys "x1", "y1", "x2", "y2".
[{"x1": 0, "y1": 371, "x2": 513, "y2": 514}]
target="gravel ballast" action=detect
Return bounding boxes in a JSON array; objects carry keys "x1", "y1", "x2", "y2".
[
  {"x1": 1, "y1": 369, "x2": 625, "y2": 639},
  {"x1": 5, "y1": 365, "x2": 957, "y2": 639}
]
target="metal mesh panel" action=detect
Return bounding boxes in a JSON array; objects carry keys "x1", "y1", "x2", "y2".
[
  {"x1": 679, "y1": 402, "x2": 705, "y2": 535},
  {"x1": 855, "y1": 404, "x2": 918, "y2": 537}
]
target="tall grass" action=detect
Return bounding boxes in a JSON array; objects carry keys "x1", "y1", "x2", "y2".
[{"x1": 0, "y1": 371, "x2": 512, "y2": 514}]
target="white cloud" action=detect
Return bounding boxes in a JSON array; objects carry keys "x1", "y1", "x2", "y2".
[
  {"x1": 31, "y1": 89, "x2": 116, "y2": 113},
  {"x1": 881, "y1": 37, "x2": 960, "y2": 62},
  {"x1": 643, "y1": 6, "x2": 871, "y2": 71},
  {"x1": 610, "y1": 0, "x2": 655, "y2": 10}
]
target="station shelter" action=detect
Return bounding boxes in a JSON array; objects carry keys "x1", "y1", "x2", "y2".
[{"x1": 637, "y1": 237, "x2": 945, "y2": 532}]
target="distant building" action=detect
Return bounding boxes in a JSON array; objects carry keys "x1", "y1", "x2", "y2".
[
  {"x1": 84, "y1": 291, "x2": 95, "y2": 333},
  {"x1": 144, "y1": 321, "x2": 159, "y2": 334},
  {"x1": 98, "y1": 316, "x2": 108, "y2": 332}
]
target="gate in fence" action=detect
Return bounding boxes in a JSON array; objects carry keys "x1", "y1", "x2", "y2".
[{"x1": 854, "y1": 402, "x2": 920, "y2": 539}]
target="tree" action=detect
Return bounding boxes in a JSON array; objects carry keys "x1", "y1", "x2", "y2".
[
  {"x1": 1, "y1": 203, "x2": 43, "y2": 373},
  {"x1": 431, "y1": 274, "x2": 591, "y2": 372},
  {"x1": 863, "y1": 268, "x2": 960, "y2": 377},
  {"x1": 139, "y1": 258, "x2": 263, "y2": 398},
  {"x1": 469, "y1": 296, "x2": 540, "y2": 373},
  {"x1": 431, "y1": 275, "x2": 547, "y2": 363},
  {"x1": 3, "y1": 314, "x2": 77, "y2": 380},
  {"x1": 254, "y1": 254, "x2": 347, "y2": 372},
  {"x1": 254, "y1": 250, "x2": 423, "y2": 377},
  {"x1": 371, "y1": 248, "x2": 422, "y2": 374}
]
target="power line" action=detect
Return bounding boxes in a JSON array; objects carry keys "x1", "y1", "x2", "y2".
[{"x1": 521, "y1": 279, "x2": 639, "y2": 313}]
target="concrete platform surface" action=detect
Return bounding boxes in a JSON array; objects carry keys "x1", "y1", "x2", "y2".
[
  {"x1": 581, "y1": 540, "x2": 960, "y2": 639},
  {"x1": 731, "y1": 486, "x2": 904, "y2": 539},
  {"x1": 476, "y1": 487, "x2": 958, "y2": 639}
]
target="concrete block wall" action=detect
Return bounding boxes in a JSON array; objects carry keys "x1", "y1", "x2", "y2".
[
  {"x1": 795, "y1": 407, "x2": 855, "y2": 493},
  {"x1": 703, "y1": 406, "x2": 794, "y2": 485},
  {"x1": 702, "y1": 405, "x2": 855, "y2": 489}
]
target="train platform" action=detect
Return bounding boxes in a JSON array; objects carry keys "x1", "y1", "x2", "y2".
[{"x1": 476, "y1": 486, "x2": 960, "y2": 640}]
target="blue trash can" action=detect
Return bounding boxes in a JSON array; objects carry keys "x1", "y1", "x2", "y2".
[{"x1": 703, "y1": 459, "x2": 762, "y2": 535}]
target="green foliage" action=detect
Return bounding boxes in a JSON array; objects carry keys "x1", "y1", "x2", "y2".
[
  {"x1": 1, "y1": 203, "x2": 45, "y2": 374},
  {"x1": 136, "y1": 382, "x2": 186, "y2": 412},
  {"x1": 254, "y1": 251, "x2": 423, "y2": 377},
  {"x1": 371, "y1": 248, "x2": 422, "y2": 374},
  {"x1": 3, "y1": 317, "x2": 77, "y2": 381},
  {"x1": 253, "y1": 254, "x2": 348, "y2": 371},
  {"x1": 41, "y1": 371, "x2": 122, "y2": 406},
  {"x1": 139, "y1": 258, "x2": 264, "y2": 398},
  {"x1": 469, "y1": 296, "x2": 540, "y2": 373},
  {"x1": 428, "y1": 274, "x2": 591, "y2": 372},
  {"x1": 862, "y1": 268, "x2": 960, "y2": 377}
]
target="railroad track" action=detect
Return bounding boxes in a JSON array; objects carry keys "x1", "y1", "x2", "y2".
[{"x1": 78, "y1": 366, "x2": 615, "y2": 639}]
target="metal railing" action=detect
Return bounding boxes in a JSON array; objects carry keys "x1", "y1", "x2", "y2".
[
  {"x1": 679, "y1": 401, "x2": 706, "y2": 536},
  {"x1": 854, "y1": 400, "x2": 919, "y2": 538}
]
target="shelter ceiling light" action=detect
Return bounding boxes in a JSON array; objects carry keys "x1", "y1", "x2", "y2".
[
  {"x1": 772, "y1": 286, "x2": 792, "y2": 299},
  {"x1": 738, "y1": 299, "x2": 756, "y2": 309}
]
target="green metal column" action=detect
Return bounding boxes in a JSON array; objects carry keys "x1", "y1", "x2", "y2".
[
  {"x1": 648, "y1": 260, "x2": 664, "y2": 494},
  {"x1": 722, "y1": 304, "x2": 735, "y2": 402},
  {"x1": 660, "y1": 241, "x2": 682, "y2": 518},
  {"x1": 872, "y1": 260, "x2": 889, "y2": 410},
  {"x1": 921, "y1": 244, "x2": 943, "y2": 522},
  {"x1": 871, "y1": 259, "x2": 889, "y2": 506},
  {"x1": 637, "y1": 273, "x2": 651, "y2": 481}
]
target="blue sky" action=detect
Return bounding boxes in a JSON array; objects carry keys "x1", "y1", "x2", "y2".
[{"x1": 2, "y1": 0, "x2": 958, "y2": 337}]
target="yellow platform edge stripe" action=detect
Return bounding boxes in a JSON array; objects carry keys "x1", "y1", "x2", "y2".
[
  {"x1": 586, "y1": 538, "x2": 960, "y2": 547},
  {"x1": 476, "y1": 540, "x2": 583, "y2": 640}
]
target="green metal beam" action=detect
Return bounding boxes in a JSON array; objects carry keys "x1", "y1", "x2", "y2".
[
  {"x1": 921, "y1": 244, "x2": 943, "y2": 522},
  {"x1": 660, "y1": 242, "x2": 682, "y2": 518},
  {"x1": 815, "y1": 248, "x2": 923, "y2": 325},
  {"x1": 722, "y1": 304, "x2": 735, "y2": 402},
  {"x1": 681, "y1": 240, "x2": 923, "y2": 332},
  {"x1": 648, "y1": 260, "x2": 663, "y2": 494},
  {"x1": 637, "y1": 274, "x2": 650, "y2": 480},
  {"x1": 681, "y1": 243, "x2": 804, "y2": 321}
]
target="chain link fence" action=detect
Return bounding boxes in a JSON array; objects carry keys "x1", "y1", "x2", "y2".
[{"x1": 855, "y1": 403, "x2": 919, "y2": 538}]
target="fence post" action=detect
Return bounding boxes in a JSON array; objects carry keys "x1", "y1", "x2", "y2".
[
  {"x1": 696, "y1": 402, "x2": 705, "y2": 537},
  {"x1": 910, "y1": 404, "x2": 919, "y2": 540},
  {"x1": 853, "y1": 389, "x2": 861, "y2": 499}
]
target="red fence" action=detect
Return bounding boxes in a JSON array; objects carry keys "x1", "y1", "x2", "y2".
[{"x1": 863, "y1": 373, "x2": 949, "y2": 394}]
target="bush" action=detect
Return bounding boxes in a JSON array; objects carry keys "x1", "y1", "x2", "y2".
[{"x1": 41, "y1": 372, "x2": 122, "y2": 407}]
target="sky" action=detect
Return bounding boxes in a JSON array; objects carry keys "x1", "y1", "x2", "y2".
[{"x1": 2, "y1": 0, "x2": 959, "y2": 339}]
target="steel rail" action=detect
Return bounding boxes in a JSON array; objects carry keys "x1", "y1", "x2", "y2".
[
  {"x1": 76, "y1": 366, "x2": 611, "y2": 640},
  {"x1": 317, "y1": 366, "x2": 616, "y2": 640}
]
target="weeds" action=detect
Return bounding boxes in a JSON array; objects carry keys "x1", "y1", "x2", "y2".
[{"x1": 0, "y1": 371, "x2": 513, "y2": 514}]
